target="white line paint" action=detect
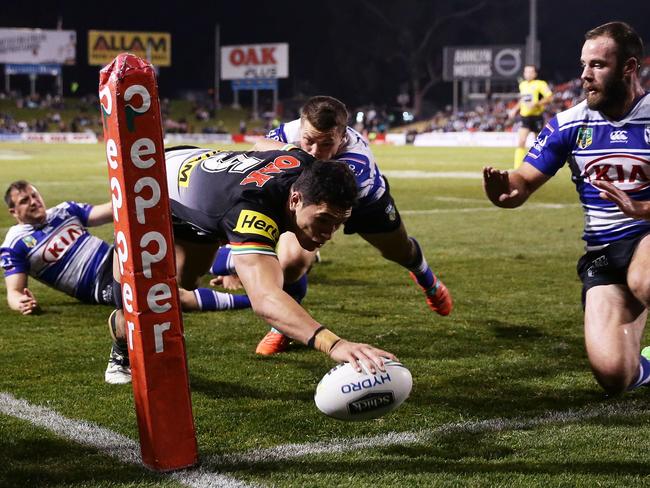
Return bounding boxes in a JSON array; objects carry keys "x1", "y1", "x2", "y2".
[
  {"x1": 3, "y1": 391, "x2": 648, "y2": 483},
  {"x1": 0, "y1": 392, "x2": 257, "y2": 488},
  {"x1": 206, "y1": 400, "x2": 649, "y2": 467},
  {"x1": 0, "y1": 151, "x2": 32, "y2": 160}
]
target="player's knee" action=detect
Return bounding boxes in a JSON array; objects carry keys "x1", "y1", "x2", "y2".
[
  {"x1": 590, "y1": 356, "x2": 637, "y2": 396},
  {"x1": 594, "y1": 372, "x2": 630, "y2": 396},
  {"x1": 627, "y1": 270, "x2": 650, "y2": 307}
]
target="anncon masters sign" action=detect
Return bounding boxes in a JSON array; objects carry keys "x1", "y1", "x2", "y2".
[{"x1": 443, "y1": 45, "x2": 524, "y2": 81}]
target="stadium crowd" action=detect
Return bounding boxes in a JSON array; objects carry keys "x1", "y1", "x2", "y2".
[{"x1": 1, "y1": 58, "x2": 650, "y2": 137}]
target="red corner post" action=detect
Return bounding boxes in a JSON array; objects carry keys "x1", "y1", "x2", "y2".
[{"x1": 99, "y1": 53, "x2": 198, "y2": 471}]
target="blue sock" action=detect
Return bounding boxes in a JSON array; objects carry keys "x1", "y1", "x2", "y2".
[
  {"x1": 407, "y1": 237, "x2": 435, "y2": 289},
  {"x1": 283, "y1": 274, "x2": 308, "y2": 303},
  {"x1": 193, "y1": 288, "x2": 251, "y2": 311},
  {"x1": 628, "y1": 354, "x2": 650, "y2": 390},
  {"x1": 210, "y1": 245, "x2": 234, "y2": 276}
]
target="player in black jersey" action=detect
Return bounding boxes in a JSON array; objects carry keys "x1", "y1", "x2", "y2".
[{"x1": 109, "y1": 146, "x2": 397, "y2": 377}]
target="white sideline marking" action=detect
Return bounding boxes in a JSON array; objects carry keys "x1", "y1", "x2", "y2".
[
  {"x1": 2, "y1": 392, "x2": 648, "y2": 482},
  {"x1": 0, "y1": 150, "x2": 32, "y2": 160},
  {"x1": 206, "y1": 400, "x2": 649, "y2": 467},
  {"x1": 0, "y1": 392, "x2": 256, "y2": 488}
]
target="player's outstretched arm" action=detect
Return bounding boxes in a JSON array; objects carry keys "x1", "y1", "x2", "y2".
[
  {"x1": 234, "y1": 252, "x2": 395, "y2": 372},
  {"x1": 87, "y1": 202, "x2": 114, "y2": 227},
  {"x1": 592, "y1": 180, "x2": 650, "y2": 220},
  {"x1": 5, "y1": 274, "x2": 39, "y2": 315},
  {"x1": 483, "y1": 163, "x2": 550, "y2": 208}
]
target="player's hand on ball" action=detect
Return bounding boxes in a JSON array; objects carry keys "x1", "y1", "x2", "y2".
[{"x1": 328, "y1": 340, "x2": 396, "y2": 374}]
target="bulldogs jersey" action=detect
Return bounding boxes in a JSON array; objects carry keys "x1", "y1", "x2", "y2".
[
  {"x1": 267, "y1": 119, "x2": 386, "y2": 205},
  {"x1": 524, "y1": 93, "x2": 650, "y2": 249},
  {"x1": 0, "y1": 202, "x2": 112, "y2": 302},
  {"x1": 166, "y1": 147, "x2": 315, "y2": 257}
]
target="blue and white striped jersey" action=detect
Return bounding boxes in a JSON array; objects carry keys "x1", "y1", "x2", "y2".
[
  {"x1": 524, "y1": 93, "x2": 650, "y2": 250},
  {"x1": 267, "y1": 119, "x2": 386, "y2": 205},
  {"x1": 0, "y1": 201, "x2": 112, "y2": 303}
]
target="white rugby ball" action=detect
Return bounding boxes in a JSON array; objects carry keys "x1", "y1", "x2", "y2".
[{"x1": 314, "y1": 360, "x2": 412, "y2": 421}]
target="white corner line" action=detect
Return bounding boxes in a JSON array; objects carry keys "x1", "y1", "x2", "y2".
[
  {"x1": 204, "y1": 399, "x2": 648, "y2": 468},
  {"x1": 0, "y1": 392, "x2": 258, "y2": 488}
]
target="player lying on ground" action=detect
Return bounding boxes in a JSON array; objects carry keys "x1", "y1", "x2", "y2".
[
  {"x1": 483, "y1": 21, "x2": 650, "y2": 396},
  {"x1": 1, "y1": 180, "x2": 249, "y2": 317},
  {"x1": 211, "y1": 96, "x2": 453, "y2": 356},
  {"x1": 107, "y1": 146, "x2": 397, "y2": 384}
]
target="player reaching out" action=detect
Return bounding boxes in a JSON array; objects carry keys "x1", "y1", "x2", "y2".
[{"x1": 484, "y1": 21, "x2": 650, "y2": 395}]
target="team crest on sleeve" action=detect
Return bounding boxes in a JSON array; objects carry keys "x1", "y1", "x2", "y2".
[
  {"x1": 233, "y1": 210, "x2": 280, "y2": 242},
  {"x1": 22, "y1": 235, "x2": 38, "y2": 248},
  {"x1": 644, "y1": 125, "x2": 650, "y2": 145},
  {"x1": 577, "y1": 126, "x2": 593, "y2": 149}
]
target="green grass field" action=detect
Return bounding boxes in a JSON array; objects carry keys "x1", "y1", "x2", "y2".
[{"x1": 1, "y1": 142, "x2": 649, "y2": 487}]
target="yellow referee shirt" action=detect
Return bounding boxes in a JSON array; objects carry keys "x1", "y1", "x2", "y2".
[{"x1": 518, "y1": 79, "x2": 552, "y2": 117}]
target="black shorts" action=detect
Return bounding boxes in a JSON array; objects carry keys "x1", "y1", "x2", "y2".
[
  {"x1": 576, "y1": 231, "x2": 650, "y2": 305},
  {"x1": 343, "y1": 178, "x2": 402, "y2": 235},
  {"x1": 94, "y1": 248, "x2": 116, "y2": 305},
  {"x1": 171, "y1": 216, "x2": 224, "y2": 244},
  {"x1": 520, "y1": 115, "x2": 544, "y2": 133}
]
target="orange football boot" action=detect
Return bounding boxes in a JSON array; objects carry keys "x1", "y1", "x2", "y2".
[
  {"x1": 409, "y1": 272, "x2": 453, "y2": 316},
  {"x1": 255, "y1": 330, "x2": 291, "y2": 355}
]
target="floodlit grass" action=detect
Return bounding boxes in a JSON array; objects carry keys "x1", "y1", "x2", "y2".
[{"x1": 1, "y1": 142, "x2": 649, "y2": 487}]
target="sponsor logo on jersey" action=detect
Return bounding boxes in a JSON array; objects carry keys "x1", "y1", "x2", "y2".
[
  {"x1": 583, "y1": 154, "x2": 650, "y2": 191},
  {"x1": 177, "y1": 151, "x2": 217, "y2": 187},
  {"x1": 178, "y1": 158, "x2": 201, "y2": 187},
  {"x1": 42, "y1": 223, "x2": 85, "y2": 263},
  {"x1": 233, "y1": 210, "x2": 280, "y2": 242},
  {"x1": 22, "y1": 235, "x2": 37, "y2": 248},
  {"x1": 577, "y1": 127, "x2": 593, "y2": 149},
  {"x1": 609, "y1": 130, "x2": 628, "y2": 143},
  {"x1": 645, "y1": 125, "x2": 650, "y2": 145},
  {"x1": 240, "y1": 155, "x2": 301, "y2": 187}
]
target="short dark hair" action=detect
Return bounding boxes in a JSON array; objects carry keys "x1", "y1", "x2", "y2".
[
  {"x1": 585, "y1": 21, "x2": 644, "y2": 70},
  {"x1": 4, "y1": 180, "x2": 31, "y2": 208},
  {"x1": 300, "y1": 96, "x2": 348, "y2": 133},
  {"x1": 293, "y1": 160, "x2": 357, "y2": 210}
]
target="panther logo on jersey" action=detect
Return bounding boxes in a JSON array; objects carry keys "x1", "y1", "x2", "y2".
[{"x1": 577, "y1": 127, "x2": 593, "y2": 149}]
